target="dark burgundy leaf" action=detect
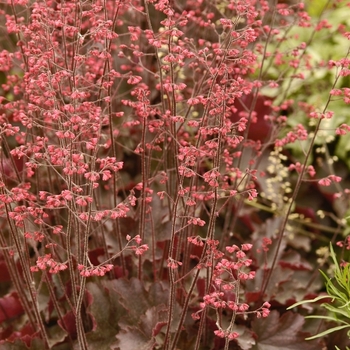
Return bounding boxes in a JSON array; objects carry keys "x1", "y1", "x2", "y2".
[
  {"x1": 230, "y1": 94, "x2": 273, "y2": 142},
  {"x1": 0, "y1": 292, "x2": 24, "y2": 323},
  {"x1": 113, "y1": 327, "x2": 156, "y2": 350},
  {"x1": 0, "y1": 255, "x2": 11, "y2": 283},
  {"x1": 279, "y1": 250, "x2": 313, "y2": 271},
  {"x1": 58, "y1": 311, "x2": 77, "y2": 339},
  {"x1": 251, "y1": 310, "x2": 323, "y2": 350}
]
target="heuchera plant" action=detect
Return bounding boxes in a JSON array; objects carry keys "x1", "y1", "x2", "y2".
[{"x1": 1, "y1": 0, "x2": 350, "y2": 349}]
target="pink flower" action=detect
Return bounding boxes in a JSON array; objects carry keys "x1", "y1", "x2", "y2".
[
  {"x1": 241, "y1": 243, "x2": 253, "y2": 251},
  {"x1": 127, "y1": 75, "x2": 142, "y2": 85},
  {"x1": 134, "y1": 244, "x2": 149, "y2": 256},
  {"x1": 214, "y1": 330, "x2": 225, "y2": 338}
]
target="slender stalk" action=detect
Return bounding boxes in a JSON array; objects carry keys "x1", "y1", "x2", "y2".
[
  {"x1": 3, "y1": 204, "x2": 49, "y2": 346},
  {"x1": 261, "y1": 46, "x2": 350, "y2": 297}
]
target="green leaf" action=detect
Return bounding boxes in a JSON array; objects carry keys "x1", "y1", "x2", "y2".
[
  {"x1": 287, "y1": 295, "x2": 333, "y2": 309},
  {"x1": 307, "y1": 0, "x2": 329, "y2": 17},
  {"x1": 305, "y1": 325, "x2": 350, "y2": 340},
  {"x1": 305, "y1": 315, "x2": 348, "y2": 324},
  {"x1": 322, "y1": 303, "x2": 350, "y2": 319}
]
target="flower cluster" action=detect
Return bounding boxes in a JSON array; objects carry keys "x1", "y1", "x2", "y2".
[
  {"x1": 77, "y1": 264, "x2": 114, "y2": 277},
  {"x1": 31, "y1": 254, "x2": 68, "y2": 274},
  {"x1": 191, "y1": 243, "x2": 270, "y2": 342},
  {"x1": 126, "y1": 235, "x2": 149, "y2": 256}
]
